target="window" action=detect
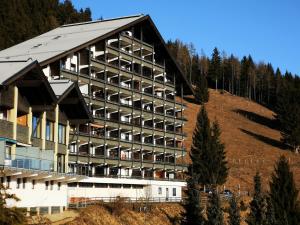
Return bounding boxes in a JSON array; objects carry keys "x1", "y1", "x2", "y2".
[
  {"x1": 5, "y1": 145, "x2": 11, "y2": 160},
  {"x1": 6, "y1": 176, "x2": 10, "y2": 188},
  {"x1": 50, "y1": 181, "x2": 54, "y2": 190},
  {"x1": 32, "y1": 180, "x2": 35, "y2": 189},
  {"x1": 17, "y1": 178, "x2": 21, "y2": 189},
  {"x1": 57, "y1": 154, "x2": 65, "y2": 173},
  {"x1": 22, "y1": 178, "x2": 26, "y2": 189},
  {"x1": 32, "y1": 116, "x2": 41, "y2": 138},
  {"x1": 158, "y1": 187, "x2": 162, "y2": 195},
  {"x1": 0, "y1": 177, "x2": 4, "y2": 184},
  {"x1": 172, "y1": 188, "x2": 176, "y2": 197},
  {"x1": 58, "y1": 182, "x2": 61, "y2": 190},
  {"x1": 58, "y1": 124, "x2": 66, "y2": 144},
  {"x1": 45, "y1": 181, "x2": 49, "y2": 190},
  {"x1": 123, "y1": 184, "x2": 131, "y2": 189},
  {"x1": 0, "y1": 110, "x2": 7, "y2": 120},
  {"x1": 46, "y1": 120, "x2": 54, "y2": 141}
]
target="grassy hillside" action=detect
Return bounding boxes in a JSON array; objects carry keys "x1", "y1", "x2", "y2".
[{"x1": 182, "y1": 89, "x2": 300, "y2": 193}]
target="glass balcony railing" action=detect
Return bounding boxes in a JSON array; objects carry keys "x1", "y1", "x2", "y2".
[{"x1": 3, "y1": 153, "x2": 54, "y2": 172}]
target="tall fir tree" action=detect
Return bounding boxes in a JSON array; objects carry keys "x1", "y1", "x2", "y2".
[
  {"x1": 194, "y1": 73, "x2": 209, "y2": 104},
  {"x1": 265, "y1": 196, "x2": 276, "y2": 225},
  {"x1": 190, "y1": 106, "x2": 211, "y2": 184},
  {"x1": 269, "y1": 156, "x2": 300, "y2": 225},
  {"x1": 208, "y1": 47, "x2": 221, "y2": 90},
  {"x1": 209, "y1": 121, "x2": 228, "y2": 186},
  {"x1": 247, "y1": 172, "x2": 267, "y2": 225},
  {"x1": 276, "y1": 88, "x2": 300, "y2": 153},
  {"x1": 228, "y1": 195, "x2": 241, "y2": 225},
  {"x1": 182, "y1": 174, "x2": 205, "y2": 225},
  {"x1": 190, "y1": 107, "x2": 228, "y2": 187},
  {"x1": 206, "y1": 191, "x2": 224, "y2": 225}
]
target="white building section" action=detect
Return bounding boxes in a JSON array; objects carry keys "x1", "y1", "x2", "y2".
[{"x1": 68, "y1": 177, "x2": 185, "y2": 204}]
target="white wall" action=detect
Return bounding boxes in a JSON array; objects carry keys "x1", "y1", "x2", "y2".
[
  {"x1": 5, "y1": 178, "x2": 68, "y2": 208},
  {"x1": 68, "y1": 177, "x2": 185, "y2": 202}
]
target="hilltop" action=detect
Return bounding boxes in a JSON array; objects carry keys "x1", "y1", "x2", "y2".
[{"x1": 182, "y1": 89, "x2": 300, "y2": 192}]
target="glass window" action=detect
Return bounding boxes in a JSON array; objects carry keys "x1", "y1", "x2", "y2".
[
  {"x1": 17, "y1": 178, "x2": 21, "y2": 189},
  {"x1": 58, "y1": 124, "x2": 66, "y2": 144},
  {"x1": 45, "y1": 181, "x2": 49, "y2": 190},
  {"x1": 32, "y1": 180, "x2": 35, "y2": 189},
  {"x1": 50, "y1": 181, "x2": 54, "y2": 190},
  {"x1": 32, "y1": 116, "x2": 41, "y2": 138},
  {"x1": 5, "y1": 146, "x2": 11, "y2": 160},
  {"x1": 46, "y1": 120, "x2": 54, "y2": 141},
  {"x1": 158, "y1": 187, "x2": 162, "y2": 195},
  {"x1": 173, "y1": 188, "x2": 176, "y2": 197},
  {"x1": 6, "y1": 176, "x2": 10, "y2": 188},
  {"x1": 22, "y1": 178, "x2": 26, "y2": 189},
  {"x1": 0, "y1": 110, "x2": 7, "y2": 120},
  {"x1": 58, "y1": 182, "x2": 61, "y2": 190}
]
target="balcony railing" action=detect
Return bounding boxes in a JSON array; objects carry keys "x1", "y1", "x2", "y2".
[{"x1": 2, "y1": 153, "x2": 54, "y2": 172}]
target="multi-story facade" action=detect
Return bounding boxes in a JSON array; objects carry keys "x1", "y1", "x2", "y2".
[
  {"x1": 0, "y1": 59, "x2": 91, "y2": 214},
  {"x1": 0, "y1": 15, "x2": 193, "y2": 204}
]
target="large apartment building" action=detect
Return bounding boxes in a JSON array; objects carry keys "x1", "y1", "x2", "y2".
[{"x1": 0, "y1": 15, "x2": 193, "y2": 207}]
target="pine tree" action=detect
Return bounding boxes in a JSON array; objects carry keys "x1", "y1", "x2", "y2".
[
  {"x1": 247, "y1": 172, "x2": 267, "y2": 225},
  {"x1": 269, "y1": 156, "x2": 300, "y2": 225},
  {"x1": 276, "y1": 88, "x2": 300, "y2": 153},
  {"x1": 209, "y1": 121, "x2": 228, "y2": 186},
  {"x1": 0, "y1": 178, "x2": 26, "y2": 225},
  {"x1": 208, "y1": 48, "x2": 221, "y2": 90},
  {"x1": 265, "y1": 197, "x2": 276, "y2": 225},
  {"x1": 194, "y1": 73, "x2": 209, "y2": 104},
  {"x1": 206, "y1": 191, "x2": 224, "y2": 225},
  {"x1": 190, "y1": 106, "x2": 211, "y2": 184},
  {"x1": 228, "y1": 195, "x2": 241, "y2": 225},
  {"x1": 182, "y1": 174, "x2": 205, "y2": 225},
  {"x1": 190, "y1": 107, "x2": 228, "y2": 187}
]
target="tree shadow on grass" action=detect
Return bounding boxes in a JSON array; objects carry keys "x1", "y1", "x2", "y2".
[
  {"x1": 160, "y1": 208, "x2": 182, "y2": 225},
  {"x1": 240, "y1": 128, "x2": 288, "y2": 150},
  {"x1": 183, "y1": 96, "x2": 200, "y2": 105},
  {"x1": 233, "y1": 109, "x2": 279, "y2": 131}
]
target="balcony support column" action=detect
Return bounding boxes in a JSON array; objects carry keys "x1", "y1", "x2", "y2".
[
  {"x1": 8, "y1": 86, "x2": 18, "y2": 156},
  {"x1": 65, "y1": 120, "x2": 70, "y2": 172},
  {"x1": 27, "y1": 107, "x2": 32, "y2": 144},
  {"x1": 53, "y1": 104, "x2": 59, "y2": 172},
  {"x1": 41, "y1": 111, "x2": 46, "y2": 150}
]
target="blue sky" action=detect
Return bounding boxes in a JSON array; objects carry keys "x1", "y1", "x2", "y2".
[{"x1": 72, "y1": 0, "x2": 300, "y2": 75}]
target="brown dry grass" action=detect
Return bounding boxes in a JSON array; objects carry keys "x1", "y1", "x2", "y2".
[
  {"x1": 181, "y1": 89, "x2": 300, "y2": 193},
  {"x1": 66, "y1": 203, "x2": 183, "y2": 225}
]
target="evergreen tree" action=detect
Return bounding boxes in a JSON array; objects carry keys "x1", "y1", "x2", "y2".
[
  {"x1": 206, "y1": 191, "x2": 224, "y2": 225},
  {"x1": 194, "y1": 73, "x2": 209, "y2": 104},
  {"x1": 247, "y1": 172, "x2": 267, "y2": 225},
  {"x1": 228, "y1": 195, "x2": 241, "y2": 225},
  {"x1": 265, "y1": 197, "x2": 276, "y2": 225},
  {"x1": 190, "y1": 107, "x2": 228, "y2": 187},
  {"x1": 208, "y1": 47, "x2": 221, "y2": 90},
  {"x1": 276, "y1": 88, "x2": 300, "y2": 152},
  {"x1": 182, "y1": 175, "x2": 205, "y2": 225},
  {"x1": 269, "y1": 156, "x2": 300, "y2": 225},
  {"x1": 209, "y1": 121, "x2": 228, "y2": 186},
  {"x1": 190, "y1": 106, "x2": 211, "y2": 184},
  {"x1": 0, "y1": 0, "x2": 92, "y2": 50},
  {"x1": 0, "y1": 177, "x2": 26, "y2": 225}
]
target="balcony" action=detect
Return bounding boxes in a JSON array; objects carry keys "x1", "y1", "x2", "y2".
[{"x1": 0, "y1": 119, "x2": 13, "y2": 140}]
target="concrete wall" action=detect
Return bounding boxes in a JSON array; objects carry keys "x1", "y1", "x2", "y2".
[
  {"x1": 5, "y1": 178, "x2": 68, "y2": 208},
  {"x1": 68, "y1": 177, "x2": 185, "y2": 201}
]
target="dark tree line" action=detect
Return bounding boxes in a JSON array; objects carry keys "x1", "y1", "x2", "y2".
[
  {"x1": 167, "y1": 40, "x2": 300, "y2": 152},
  {"x1": 0, "y1": 0, "x2": 92, "y2": 50}
]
